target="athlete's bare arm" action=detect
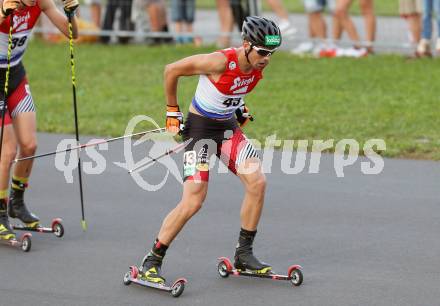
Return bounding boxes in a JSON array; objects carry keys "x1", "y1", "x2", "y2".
[
  {"x1": 40, "y1": 0, "x2": 78, "y2": 39},
  {"x1": 164, "y1": 52, "x2": 228, "y2": 107}
]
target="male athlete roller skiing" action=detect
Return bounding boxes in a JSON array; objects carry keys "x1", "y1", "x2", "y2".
[
  {"x1": 134, "y1": 16, "x2": 283, "y2": 284},
  {"x1": 0, "y1": 0, "x2": 78, "y2": 241}
]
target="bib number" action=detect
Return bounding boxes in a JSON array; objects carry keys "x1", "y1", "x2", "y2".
[
  {"x1": 183, "y1": 151, "x2": 197, "y2": 177},
  {"x1": 222, "y1": 97, "x2": 241, "y2": 108},
  {"x1": 11, "y1": 36, "x2": 27, "y2": 50}
]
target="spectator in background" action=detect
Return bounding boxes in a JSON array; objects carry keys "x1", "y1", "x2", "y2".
[
  {"x1": 229, "y1": 0, "x2": 296, "y2": 37},
  {"x1": 101, "y1": 0, "x2": 134, "y2": 43},
  {"x1": 292, "y1": 0, "x2": 337, "y2": 56},
  {"x1": 399, "y1": 0, "x2": 422, "y2": 55},
  {"x1": 334, "y1": 0, "x2": 376, "y2": 56},
  {"x1": 171, "y1": 0, "x2": 195, "y2": 44},
  {"x1": 417, "y1": 0, "x2": 440, "y2": 56},
  {"x1": 216, "y1": 0, "x2": 295, "y2": 48},
  {"x1": 145, "y1": 0, "x2": 173, "y2": 44},
  {"x1": 266, "y1": 0, "x2": 296, "y2": 37},
  {"x1": 85, "y1": 0, "x2": 102, "y2": 28},
  {"x1": 216, "y1": 0, "x2": 234, "y2": 47},
  {"x1": 130, "y1": 0, "x2": 172, "y2": 44}
]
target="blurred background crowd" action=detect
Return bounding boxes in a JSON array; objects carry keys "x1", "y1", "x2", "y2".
[
  {"x1": 291, "y1": 0, "x2": 438, "y2": 58},
  {"x1": 36, "y1": 0, "x2": 440, "y2": 58}
]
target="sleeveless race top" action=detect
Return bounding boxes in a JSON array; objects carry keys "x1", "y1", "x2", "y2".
[
  {"x1": 192, "y1": 48, "x2": 263, "y2": 119},
  {"x1": 0, "y1": 3, "x2": 42, "y2": 68}
]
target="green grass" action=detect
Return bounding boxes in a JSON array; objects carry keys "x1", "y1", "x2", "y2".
[
  {"x1": 24, "y1": 39, "x2": 440, "y2": 160},
  {"x1": 196, "y1": 0, "x2": 398, "y2": 16}
]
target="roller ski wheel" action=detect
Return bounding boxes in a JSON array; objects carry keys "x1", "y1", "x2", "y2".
[
  {"x1": 123, "y1": 265, "x2": 187, "y2": 298},
  {"x1": 217, "y1": 257, "x2": 303, "y2": 287},
  {"x1": 0, "y1": 233, "x2": 32, "y2": 252},
  {"x1": 289, "y1": 266, "x2": 303, "y2": 287},
  {"x1": 217, "y1": 260, "x2": 231, "y2": 278},
  {"x1": 12, "y1": 218, "x2": 64, "y2": 238}
]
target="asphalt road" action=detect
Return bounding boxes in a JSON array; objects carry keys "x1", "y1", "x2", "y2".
[{"x1": 0, "y1": 133, "x2": 439, "y2": 306}]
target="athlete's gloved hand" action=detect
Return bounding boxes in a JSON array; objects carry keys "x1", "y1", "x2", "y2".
[
  {"x1": 1, "y1": 0, "x2": 20, "y2": 17},
  {"x1": 62, "y1": 0, "x2": 79, "y2": 17},
  {"x1": 235, "y1": 104, "x2": 253, "y2": 127},
  {"x1": 166, "y1": 105, "x2": 184, "y2": 134}
]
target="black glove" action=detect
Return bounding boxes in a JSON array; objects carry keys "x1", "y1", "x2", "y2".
[{"x1": 235, "y1": 104, "x2": 253, "y2": 127}]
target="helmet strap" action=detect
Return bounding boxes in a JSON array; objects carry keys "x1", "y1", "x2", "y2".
[{"x1": 245, "y1": 44, "x2": 252, "y2": 64}]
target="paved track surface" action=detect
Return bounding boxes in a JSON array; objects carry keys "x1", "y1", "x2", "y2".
[{"x1": 1, "y1": 133, "x2": 439, "y2": 306}]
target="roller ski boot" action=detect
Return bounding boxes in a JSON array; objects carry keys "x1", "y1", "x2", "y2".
[
  {"x1": 123, "y1": 252, "x2": 187, "y2": 297},
  {"x1": 8, "y1": 189, "x2": 64, "y2": 238},
  {"x1": 234, "y1": 248, "x2": 273, "y2": 274},
  {"x1": 140, "y1": 252, "x2": 167, "y2": 284},
  {"x1": 217, "y1": 228, "x2": 303, "y2": 286},
  {"x1": 233, "y1": 228, "x2": 273, "y2": 274},
  {"x1": 0, "y1": 200, "x2": 32, "y2": 252}
]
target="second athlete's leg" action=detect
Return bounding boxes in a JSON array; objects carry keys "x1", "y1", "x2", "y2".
[
  {"x1": 12, "y1": 112, "x2": 37, "y2": 179},
  {"x1": 8, "y1": 98, "x2": 39, "y2": 227},
  {"x1": 0, "y1": 125, "x2": 17, "y2": 240}
]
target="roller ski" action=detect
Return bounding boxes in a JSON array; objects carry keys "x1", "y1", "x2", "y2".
[
  {"x1": 8, "y1": 189, "x2": 64, "y2": 238},
  {"x1": 123, "y1": 252, "x2": 186, "y2": 298},
  {"x1": 0, "y1": 232, "x2": 32, "y2": 252},
  {"x1": 12, "y1": 218, "x2": 64, "y2": 238},
  {"x1": 123, "y1": 266, "x2": 186, "y2": 298},
  {"x1": 217, "y1": 256, "x2": 303, "y2": 287},
  {"x1": 0, "y1": 200, "x2": 32, "y2": 252}
]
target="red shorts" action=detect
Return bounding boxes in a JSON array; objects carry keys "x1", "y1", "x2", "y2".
[
  {"x1": 182, "y1": 112, "x2": 259, "y2": 182},
  {"x1": 0, "y1": 77, "x2": 35, "y2": 126}
]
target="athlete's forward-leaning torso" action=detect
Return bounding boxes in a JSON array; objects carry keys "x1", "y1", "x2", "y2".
[{"x1": 192, "y1": 48, "x2": 263, "y2": 119}]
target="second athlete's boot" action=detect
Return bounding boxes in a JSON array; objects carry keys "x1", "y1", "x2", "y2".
[
  {"x1": 0, "y1": 199, "x2": 16, "y2": 240},
  {"x1": 8, "y1": 188, "x2": 39, "y2": 228}
]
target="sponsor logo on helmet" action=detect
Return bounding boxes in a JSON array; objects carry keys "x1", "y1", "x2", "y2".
[{"x1": 265, "y1": 35, "x2": 281, "y2": 46}]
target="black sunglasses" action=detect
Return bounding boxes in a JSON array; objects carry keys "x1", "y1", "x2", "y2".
[{"x1": 252, "y1": 45, "x2": 277, "y2": 57}]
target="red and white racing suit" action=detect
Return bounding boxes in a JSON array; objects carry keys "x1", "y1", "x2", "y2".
[
  {"x1": 183, "y1": 48, "x2": 263, "y2": 182},
  {"x1": 0, "y1": 3, "x2": 41, "y2": 125}
]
